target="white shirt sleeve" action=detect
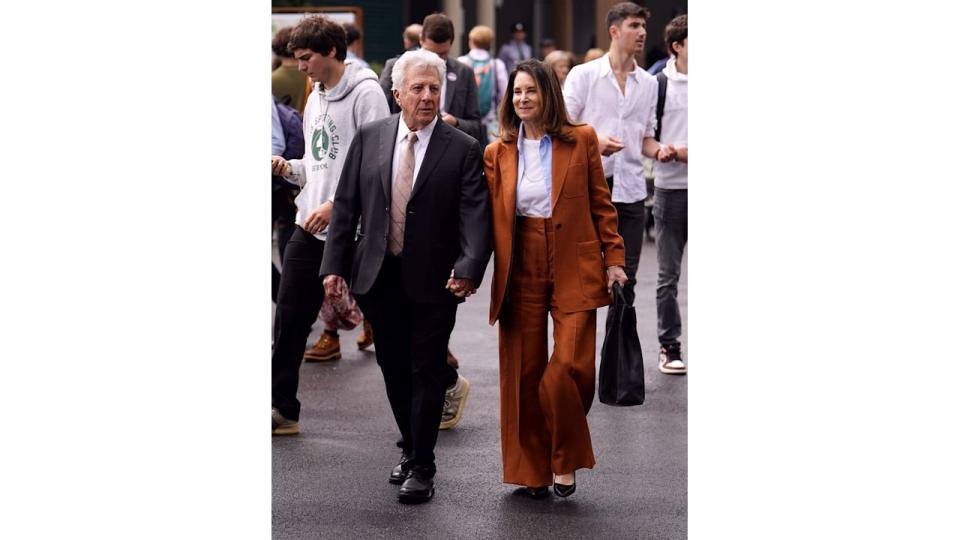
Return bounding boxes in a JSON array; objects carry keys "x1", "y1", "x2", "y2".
[
  {"x1": 643, "y1": 83, "x2": 657, "y2": 139},
  {"x1": 563, "y1": 67, "x2": 585, "y2": 123}
]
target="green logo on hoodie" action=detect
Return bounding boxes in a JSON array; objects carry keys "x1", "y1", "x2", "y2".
[{"x1": 310, "y1": 114, "x2": 340, "y2": 164}]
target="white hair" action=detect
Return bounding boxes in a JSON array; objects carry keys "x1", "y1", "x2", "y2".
[{"x1": 391, "y1": 49, "x2": 446, "y2": 91}]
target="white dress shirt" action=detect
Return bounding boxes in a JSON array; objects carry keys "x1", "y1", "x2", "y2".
[
  {"x1": 516, "y1": 126, "x2": 552, "y2": 217},
  {"x1": 392, "y1": 115, "x2": 439, "y2": 190},
  {"x1": 563, "y1": 53, "x2": 658, "y2": 203}
]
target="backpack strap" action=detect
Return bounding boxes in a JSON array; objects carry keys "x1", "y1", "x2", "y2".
[{"x1": 655, "y1": 71, "x2": 668, "y2": 142}]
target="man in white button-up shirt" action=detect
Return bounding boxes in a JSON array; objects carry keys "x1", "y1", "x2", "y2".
[{"x1": 564, "y1": 2, "x2": 676, "y2": 306}]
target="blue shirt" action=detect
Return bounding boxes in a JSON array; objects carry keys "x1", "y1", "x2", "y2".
[
  {"x1": 516, "y1": 122, "x2": 552, "y2": 217},
  {"x1": 271, "y1": 98, "x2": 286, "y2": 156}
]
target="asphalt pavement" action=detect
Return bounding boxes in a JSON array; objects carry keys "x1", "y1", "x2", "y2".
[{"x1": 272, "y1": 233, "x2": 687, "y2": 539}]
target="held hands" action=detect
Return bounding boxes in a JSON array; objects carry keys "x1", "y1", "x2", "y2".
[
  {"x1": 597, "y1": 134, "x2": 625, "y2": 156},
  {"x1": 446, "y1": 269, "x2": 477, "y2": 299},
  {"x1": 441, "y1": 112, "x2": 459, "y2": 127},
  {"x1": 303, "y1": 200, "x2": 333, "y2": 234},
  {"x1": 606, "y1": 265, "x2": 628, "y2": 295},
  {"x1": 271, "y1": 155, "x2": 291, "y2": 176}
]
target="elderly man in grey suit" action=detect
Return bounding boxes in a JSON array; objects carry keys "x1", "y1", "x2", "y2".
[
  {"x1": 320, "y1": 49, "x2": 491, "y2": 504},
  {"x1": 380, "y1": 13, "x2": 483, "y2": 144}
]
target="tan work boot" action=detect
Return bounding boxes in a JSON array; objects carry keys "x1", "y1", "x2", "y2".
[
  {"x1": 357, "y1": 320, "x2": 374, "y2": 350},
  {"x1": 304, "y1": 332, "x2": 341, "y2": 362},
  {"x1": 272, "y1": 407, "x2": 300, "y2": 436}
]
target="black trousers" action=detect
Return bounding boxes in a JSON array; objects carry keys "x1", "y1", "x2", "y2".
[
  {"x1": 355, "y1": 255, "x2": 458, "y2": 473},
  {"x1": 606, "y1": 177, "x2": 646, "y2": 306},
  {"x1": 613, "y1": 200, "x2": 646, "y2": 306},
  {"x1": 271, "y1": 226, "x2": 325, "y2": 421}
]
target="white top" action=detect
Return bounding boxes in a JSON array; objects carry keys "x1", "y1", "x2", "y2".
[
  {"x1": 653, "y1": 57, "x2": 688, "y2": 190},
  {"x1": 517, "y1": 138, "x2": 551, "y2": 217},
  {"x1": 563, "y1": 53, "x2": 658, "y2": 203},
  {"x1": 392, "y1": 115, "x2": 438, "y2": 190}
]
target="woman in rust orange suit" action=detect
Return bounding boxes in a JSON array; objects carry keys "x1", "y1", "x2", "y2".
[{"x1": 483, "y1": 60, "x2": 627, "y2": 499}]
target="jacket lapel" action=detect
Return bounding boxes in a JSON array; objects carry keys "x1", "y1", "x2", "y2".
[
  {"x1": 409, "y1": 120, "x2": 451, "y2": 200},
  {"x1": 551, "y1": 136, "x2": 573, "y2": 210},
  {"x1": 444, "y1": 59, "x2": 456, "y2": 111},
  {"x1": 501, "y1": 142, "x2": 518, "y2": 218},
  {"x1": 379, "y1": 115, "x2": 401, "y2": 202}
]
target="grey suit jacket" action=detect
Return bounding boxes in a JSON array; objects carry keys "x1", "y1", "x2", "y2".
[
  {"x1": 319, "y1": 115, "x2": 491, "y2": 304},
  {"x1": 379, "y1": 56, "x2": 483, "y2": 143}
]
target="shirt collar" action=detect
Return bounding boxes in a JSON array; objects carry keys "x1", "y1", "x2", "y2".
[
  {"x1": 397, "y1": 114, "x2": 439, "y2": 145},
  {"x1": 599, "y1": 52, "x2": 641, "y2": 80},
  {"x1": 516, "y1": 122, "x2": 551, "y2": 154}
]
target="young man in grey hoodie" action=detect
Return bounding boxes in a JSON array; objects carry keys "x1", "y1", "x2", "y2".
[{"x1": 270, "y1": 15, "x2": 390, "y2": 435}]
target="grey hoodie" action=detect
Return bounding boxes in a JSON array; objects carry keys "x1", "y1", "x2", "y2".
[{"x1": 286, "y1": 61, "x2": 391, "y2": 239}]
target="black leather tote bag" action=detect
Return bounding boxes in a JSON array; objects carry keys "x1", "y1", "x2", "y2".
[{"x1": 598, "y1": 282, "x2": 645, "y2": 406}]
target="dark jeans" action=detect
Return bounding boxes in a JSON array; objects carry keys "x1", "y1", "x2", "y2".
[
  {"x1": 355, "y1": 255, "x2": 458, "y2": 473},
  {"x1": 271, "y1": 226, "x2": 325, "y2": 421},
  {"x1": 613, "y1": 203, "x2": 646, "y2": 307},
  {"x1": 653, "y1": 188, "x2": 687, "y2": 346}
]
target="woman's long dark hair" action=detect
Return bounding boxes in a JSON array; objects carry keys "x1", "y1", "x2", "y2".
[{"x1": 497, "y1": 59, "x2": 577, "y2": 144}]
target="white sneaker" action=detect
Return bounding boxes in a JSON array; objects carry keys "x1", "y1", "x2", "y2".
[{"x1": 658, "y1": 344, "x2": 687, "y2": 375}]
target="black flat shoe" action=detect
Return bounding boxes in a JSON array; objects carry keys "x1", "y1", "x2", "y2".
[
  {"x1": 514, "y1": 486, "x2": 550, "y2": 499},
  {"x1": 398, "y1": 468, "x2": 435, "y2": 504},
  {"x1": 553, "y1": 482, "x2": 576, "y2": 498},
  {"x1": 389, "y1": 452, "x2": 411, "y2": 485}
]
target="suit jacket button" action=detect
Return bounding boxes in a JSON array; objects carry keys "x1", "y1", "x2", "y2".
[{"x1": 555, "y1": 223, "x2": 562, "y2": 229}]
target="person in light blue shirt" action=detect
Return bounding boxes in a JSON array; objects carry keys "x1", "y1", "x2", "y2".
[
  {"x1": 271, "y1": 97, "x2": 285, "y2": 156},
  {"x1": 483, "y1": 59, "x2": 627, "y2": 500},
  {"x1": 272, "y1": 97, "x2": 287, "y2": 303},
  {"x1": 344, "y1": 23, "x2": 371, "y2": 70}
]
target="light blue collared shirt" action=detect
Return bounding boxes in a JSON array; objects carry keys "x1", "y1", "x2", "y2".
[
  {"x1": 516, "y1": 122, "x2": 552, "y2": 217},
  {"x1": 271, "y1": 98, "x2": 286, "y2": 156}
]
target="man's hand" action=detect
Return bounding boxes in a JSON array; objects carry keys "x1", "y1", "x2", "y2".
[
  {"x1": 323, "y1": 274, "x2": 344, "y2": 298},
  {"x1": 272, "y1": 155, "x2": 291, "y2": 176},
  {"x1": 656, "y1": 145, "x2": 677, "y2": 162},
  {"x1": 303, "y1": 200, "x2": 333, "y2": 234},
  {"x1": 441, "y1": 112, "x2": 459, "y2": 127},
  {"x1": 675, "y1": 146, "x2": 688, "y2": 163},
  {"x1": 597, "y1": 134, "x2": 625, "y2": 156},
  {"x1": 606, "y1": 265, "x2": 628, "y2": 295},
  {"x1": 446, "y1": 270, "x2": 477, "y2": 298}
]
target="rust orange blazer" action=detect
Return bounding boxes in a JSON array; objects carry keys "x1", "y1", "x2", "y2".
[{"x1": 482, "y1": 124, "x2": 626, "y2": 324}]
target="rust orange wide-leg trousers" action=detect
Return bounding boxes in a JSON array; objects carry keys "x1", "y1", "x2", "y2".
[{"x1": 498, "y1": 217, "x2": 597, "y2": 488}]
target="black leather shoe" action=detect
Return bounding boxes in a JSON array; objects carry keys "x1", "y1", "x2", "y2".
[
  {"x1": 513, "y1": 486, "x2": 550, "y2": 499},
  {"x1": 398, "y1": 468, "x2": 435, "y2": 504},
  {"x1": 553, "y1": 482, "x2": 576, "y2": 498},
  {"x1": 389, "y1": 452, "x2": 411, "y2": 485}
]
